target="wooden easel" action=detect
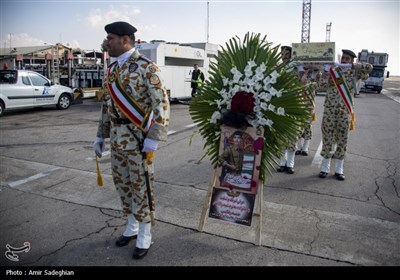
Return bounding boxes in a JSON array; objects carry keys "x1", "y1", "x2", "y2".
[{"x1": 198, "y1": 169, "x2": 264, "y2": 246}]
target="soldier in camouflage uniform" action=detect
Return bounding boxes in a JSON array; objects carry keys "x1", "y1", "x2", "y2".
[
  {"x1": 277, "y1": 45, "x2": 301, "y2": 174},
  {"x1": 93, "y1": 21, "x2": 170, "y2": 259},
  {"x1": 318, "y1": 49, "x2": 372, "y2": 180},
  {"x1": 296, "y1": 69, "x2": 322, "y2": 156}
]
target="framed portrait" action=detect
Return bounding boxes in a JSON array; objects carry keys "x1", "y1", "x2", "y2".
[
  {"x1": 216, "y1": 125, "x2": 264, "y2": 195},
  {"x1": 292, "y1": 42, "x2": 336, "y2": 63},
  {"x1": 208, "y1": 187, "x2": 256, "y2": 227}
]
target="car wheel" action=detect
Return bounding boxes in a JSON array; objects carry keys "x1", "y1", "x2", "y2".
[
  {"x1": 0, "y1": 101, "x2": 4, "y2": 117},
  {"x1": 57, "y1": 93, "x2": 71, "y2": 110}
]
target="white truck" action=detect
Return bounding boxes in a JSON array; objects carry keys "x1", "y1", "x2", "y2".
[
  {"x1": 136, "y1": 41, "x2": 218, "y2": 101},
  {"x1": 358, "y1": 49, "x2": 389, "y2": 93},
  {"x1": 0, "y1": 69, "x2": 74, "y2": 116}
]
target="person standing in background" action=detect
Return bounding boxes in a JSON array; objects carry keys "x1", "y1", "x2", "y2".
[
  {"x1": 191, "y1": 63, "x2": 205, "y2": 97},
  {"x1": 277, "y1": 45, "x2": 298, "y2": 174}
]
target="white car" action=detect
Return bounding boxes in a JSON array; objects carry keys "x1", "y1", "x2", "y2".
[{"x1": 0, "y1": 69, "x2": 74, "y2": 116}]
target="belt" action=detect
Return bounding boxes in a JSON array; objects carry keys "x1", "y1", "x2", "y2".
[{"x1": 112, "y1": 118, "x2": 131, "y2": 124}]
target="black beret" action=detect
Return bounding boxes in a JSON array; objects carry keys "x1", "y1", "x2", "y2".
[
  {"x1": 281, "y1": 45, "x2": 292, "y2": 52},
  {"x1": 105, "y1": 21, "x2": 137, "y2": 36},
  {"x1": 342, "y1": 49, "x2": 356, "y2": 58}
]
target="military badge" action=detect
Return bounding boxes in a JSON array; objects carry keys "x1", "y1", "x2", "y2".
[
  {"x1": 150, "y1": 74, "x2": 160, "y2": 85},
  {"x1": 109, "y1": 72, "x2": 116, "y2": 83},
  {"x1": 126, "y1": 85, "x2": 133, "y2": 94},
  {"x1": 129, "y1": 63, "x2": 139, "y2": 73},
  {"x1": 149, "y1": 65, "x2": 159, "y2": 73}
]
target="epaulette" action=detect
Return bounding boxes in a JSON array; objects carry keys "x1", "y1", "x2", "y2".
[{"x1": 139, "y1": 55, "x2": 153, "y2": 63}]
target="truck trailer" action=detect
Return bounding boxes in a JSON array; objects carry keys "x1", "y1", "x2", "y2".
[
  {"x1": 136, "y1": 41, "x2": 218, "y2": 101},
  {"x1": 358, "y1": 49, "x2": 389, "y2": 93}
]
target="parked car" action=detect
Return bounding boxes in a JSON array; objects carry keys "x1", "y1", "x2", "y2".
[{"x1": 0, "y1": 69, "x2": 74, "y2": 116}]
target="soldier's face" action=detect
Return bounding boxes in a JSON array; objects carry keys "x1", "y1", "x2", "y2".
[
  {"x1": 282, "y1": 50, "x2": 291, "y2": 62},
  {"x1": 105, "y1": 33, "x2": 125, "y2": 57},
  {"x1": 341, "y1": 54, "x2": 354, "y2": 64},
  {"x1": 233, "y1": 135, "x2": 242, "y2": 146}
]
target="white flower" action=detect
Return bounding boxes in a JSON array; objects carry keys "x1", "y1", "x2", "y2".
[
  {"x1": 222, "y1": 77, "x2": 229, "y2": 86},
  {"x1": 260, "y1": 102, "x2": 269, "y2": 110},
  {"x1": 268, "y1": 104, "x2": 275, "y2": 111},
  {"x1": 210, "y1": 111, "x2": 221, "y2": 124},
  {"x1": 270, "y1": 70, "x2": 279, "y2": 79},
  {"x1": 216, "y1": 99, "x2": 223, "y2": 109},
  {"x1": 277, "y1": 107, "x2": 285, "y2": 115},
  {"x1": 254, "y1": 71, "x2": 264, "y2": 82},
  {"x1": 263, "y1": 76, "x2": 271, "y2": 86},
  {"x1": 254, "y1": 82, "x2": 262, "y2": 91},
  {"x1": 259, "y1": 91, "x2": 272, "y2": 102},
  {"x1": 255, "y1": 63, "x2": 266, "y2": 73},
  {"x1": 244, "y1": 69, "x2": 253, "y2": 78},
  {"x1": 269, "y1": 86, "x2": 279, "y2": 96},
  {"x1": 232, "y1": 73, "x2": 242, "y2": 83},
  {"x1": 247, "y1": 60, "x2": 257, "y2": 68},
  {"x1": 230, "y1": 66, "x2": 239, "y2": 75}
]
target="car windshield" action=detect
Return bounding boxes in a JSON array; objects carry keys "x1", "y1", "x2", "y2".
[{"x1": 369, "y1": 70, "x2": 384, "y2": 78}]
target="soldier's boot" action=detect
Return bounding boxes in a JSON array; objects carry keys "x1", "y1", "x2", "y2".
[
  {"x1": 278, "y1": 149, "x2": 287, "y2": 172},
  {"x1": 335, "y1": 159, "x2": 345, "y2": 181},
  {"x1": 133, "y1": 221, "x2": 152, "y2": 259},
  {"x1": 295, "y1": 139, "x2": 302, "y2": 155},
  {"x1": 116, "y1": 214, "x2": 138, "y2": 247},
  {"x1": 301, "y1": 140, "x2": 310, "y2": 156},
  {"x1": 319, "y1": 157, "x2": 331, "y2": 178},
  {"x1": 286, "y1": 150, "x2": 295, "y2": 174}
]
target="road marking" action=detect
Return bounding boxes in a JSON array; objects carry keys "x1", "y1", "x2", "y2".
[
  {"x1": 185, "y1": 123, "x2": 198, "y2": 128},
  {"x1": 312, "y1": 141, "x2": 323, "y2": 167},
  {"x1": 167, "y1": 130, "x2": 177, "y2": 135},
  {"x1": 167, "y1": 122, "x2": 199, "y2": 136},
  {"x1": 7, "y1": 167, "x2": 62, "y2": 188},
  {"x1": 382, "y1": 89, "x2": 400, "y2": 103}
]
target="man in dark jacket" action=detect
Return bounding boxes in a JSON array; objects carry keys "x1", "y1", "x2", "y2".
[{"x1": 191, "y1": 64, "x2": 205, "y2": 97}]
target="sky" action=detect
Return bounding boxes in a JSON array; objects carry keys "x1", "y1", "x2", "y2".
[{"x1": 1, "y1": 0, "x2": 399, "y2": 75}]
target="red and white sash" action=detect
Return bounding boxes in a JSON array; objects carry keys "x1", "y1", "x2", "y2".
[
  {"x1": 107, "y1": 63, "x2": 154, "y2": 133},
  {"x1": 329, "y1": 66, "x2": 356, "y2": 130}
]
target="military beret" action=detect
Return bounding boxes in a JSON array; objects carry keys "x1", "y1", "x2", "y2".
[
  {"x1": 105, "y1": 21, "x2": 137, "y2": 36},
  {"x1": 342, "y1": 49, "x2": 356, "y2": 58},
  {"x1": 281, "y1": 45, "x2": 292, "y2": 52}
]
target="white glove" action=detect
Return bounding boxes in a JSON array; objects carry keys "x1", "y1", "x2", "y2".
[
  {"x1": 142, "y1": 138, "x2": 159, "y2": 152},
  {"x1": 324, "y1": 64, "x2": 331, "y2": 72},
  {"x1": 93, "y1": 137, "x2": 105, "y2": 157}
]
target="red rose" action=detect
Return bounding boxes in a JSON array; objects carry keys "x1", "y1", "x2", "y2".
[{"x1": 231, "y1": 91, "x2": 255, "y2": 114}]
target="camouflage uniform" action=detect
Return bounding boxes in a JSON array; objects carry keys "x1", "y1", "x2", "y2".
[
  {"x1": 297, "y1": 71, "x2": 321, "y2": 153},
  {"x1": 97, "y1": 50, "x2": 170, "y2": 223},
  {"x1": 319, "y1": 63, "x2": 372, "y2": 160}
]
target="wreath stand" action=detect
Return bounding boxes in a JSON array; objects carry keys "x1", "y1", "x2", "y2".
[{"x1": 198, "y1": 169, "x2": 264, "y2": 246}]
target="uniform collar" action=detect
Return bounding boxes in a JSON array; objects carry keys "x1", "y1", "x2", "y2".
[{"x1": 117, "y1": 48, "x2": 136, "y2": 67}]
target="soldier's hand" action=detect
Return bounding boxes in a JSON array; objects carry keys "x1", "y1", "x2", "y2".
[
  {"x1": 93, "y1": 137, "x2": 105, "y2": 158},
  {"x1": 142, "y1": 138, "x2": 159, "y2": 152}
]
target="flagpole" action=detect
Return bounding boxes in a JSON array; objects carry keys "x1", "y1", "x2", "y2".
[{"x1": 207, "y1": 1, "x2": 209, "y2": 43}]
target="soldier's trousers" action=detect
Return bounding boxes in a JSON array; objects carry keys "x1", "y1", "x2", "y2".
[
  {"x1": 320, "y1": 107, "x2": 351, "y2": 160},
  {"x1": 111, "y1": 148, "x2": 154, "y2": 223},
  {"x1": 300, "y1": 122, "x2": 312, "y2": 140}
]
